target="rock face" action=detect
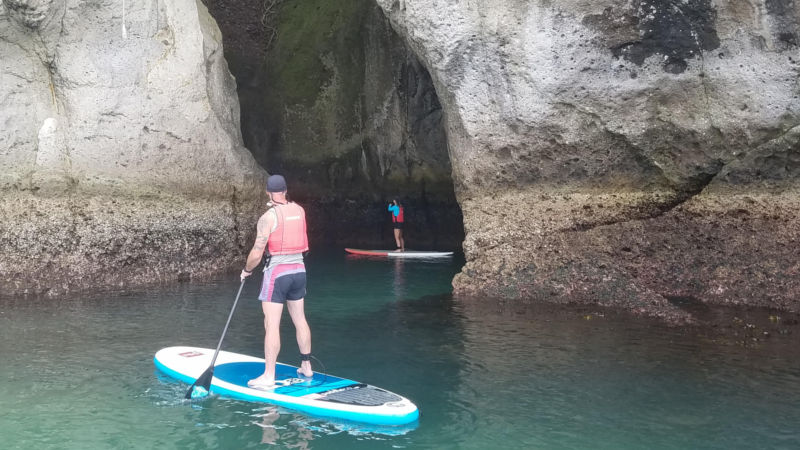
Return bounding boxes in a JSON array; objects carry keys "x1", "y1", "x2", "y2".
[
  {"x1": 375, "y1": 0, "x2": 800, "y2": 318},
  {"x1": 0, "y1": 0, "x2": 266, "y2": 296},
  {"x1": 204, "y1": 0, "x2": 463, "y2": 248}
]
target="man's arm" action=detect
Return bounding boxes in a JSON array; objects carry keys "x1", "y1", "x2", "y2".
[{"x1": 241, "y1": 211, "x2": 275, "y2": 279}]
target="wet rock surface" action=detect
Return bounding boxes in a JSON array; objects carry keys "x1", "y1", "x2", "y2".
[
  {"x1": 454, "y1": 189, "x2": 800, "y2": 322},
  {"x1": 0, "y1": 192, "x2": 262, "y2": 296}
]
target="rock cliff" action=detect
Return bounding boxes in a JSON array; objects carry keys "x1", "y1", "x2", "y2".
[
  {"x1": 0, "y1": 0, "x2": 266, "y2": 296},
  {"x1": 375, "y1": 0, "x2": 800, "y2": 318},
  {"x1": 4, "y1": 0, "x2": 800, "y2": 318}
]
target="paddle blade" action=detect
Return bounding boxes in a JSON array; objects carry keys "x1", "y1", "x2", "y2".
[{"x1": 185, "y1": 368, "x2": 214, "y2": 400}]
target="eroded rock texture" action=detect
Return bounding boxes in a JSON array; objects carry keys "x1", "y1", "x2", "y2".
[
  {"x1": 0, "y1": 0, "x2": 266, "y2": 296},
  {"x1": 375, "y1": 0, "x2": 800, "y2": 319}
]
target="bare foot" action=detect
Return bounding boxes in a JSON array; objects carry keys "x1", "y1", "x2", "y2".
[
  {"x1": 248, "y1": 374, "x2": 276, "y2": 390},
  {"x1": 297, "y1": 361, "x2": 313, "y2": 378}
]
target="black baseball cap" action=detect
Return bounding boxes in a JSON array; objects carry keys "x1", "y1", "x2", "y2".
[{"x1": 266, "y1": 174, "x2": 287, "y2": 192}]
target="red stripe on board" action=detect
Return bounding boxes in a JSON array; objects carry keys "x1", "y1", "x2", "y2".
[{"x1": 344, "y1": 248, "x2": 390, "y2": 256}]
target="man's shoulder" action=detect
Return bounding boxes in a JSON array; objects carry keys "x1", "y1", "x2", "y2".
[{"x1": 259, "y1": 208, "x2": 277, "y2": 222}]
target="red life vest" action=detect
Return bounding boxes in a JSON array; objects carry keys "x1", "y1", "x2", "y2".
[
  {"x1": 392, "y1": 206, "x2": 404, "y2": 223},
  {"x1": 268, "y1": 202, "x2": 309, "y2": 255}
]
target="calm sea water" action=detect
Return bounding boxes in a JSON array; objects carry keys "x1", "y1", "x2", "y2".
[{"x1": 1, "y1": 250, "x2": 799, "y2": 449}]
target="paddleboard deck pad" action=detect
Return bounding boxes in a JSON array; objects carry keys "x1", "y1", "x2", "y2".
[
  {"x1": 154, "y1": 346, "x2": 418, "y2": 425},
  {"x1": 345, "y1": 248, "x2": 453, "y2": 258}
]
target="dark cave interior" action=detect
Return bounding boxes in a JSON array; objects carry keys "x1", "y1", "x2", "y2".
[{"x1": 203, "y1": 0, "x2": 464, "y2": 250}]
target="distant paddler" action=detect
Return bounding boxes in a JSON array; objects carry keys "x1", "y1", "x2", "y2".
[
  {"x1": 240, "y1": 174, "x2": 314, "y2": 389},
  {"x1": 387, "y1": 197, "x2": 405, "y2": 252}
]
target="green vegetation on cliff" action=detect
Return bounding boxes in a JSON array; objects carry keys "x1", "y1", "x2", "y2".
[{"x1": 267, "y1": 0, "x2": 369, "y2": 165}]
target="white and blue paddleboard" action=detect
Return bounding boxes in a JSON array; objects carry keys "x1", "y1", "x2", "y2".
[
  {"x1": 154, "y1": 346, "x2": 419, "y2": 426},
  {"x1": 345, "y1": 248, "x2": 454, "y2": 258}
]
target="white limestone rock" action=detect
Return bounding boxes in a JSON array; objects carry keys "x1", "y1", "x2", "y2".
[
  {"x1": 375, "y1": 0, "x2": 800, "y2": 315},
  {"x1": 0, "y1": 0, "x2": 266, "y2": 296}
]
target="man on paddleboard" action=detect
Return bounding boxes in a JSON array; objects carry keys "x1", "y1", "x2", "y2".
[
  {"x1": 240, "y1": 174, "x2": 314, "y2": 389},
  {"x1": 387, "y1": 198, "x2": 405, "y2": 252}
]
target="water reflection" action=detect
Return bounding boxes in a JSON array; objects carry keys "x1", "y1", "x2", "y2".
[
  {"x1": 446, "y1": 299, "x2": 800, "y2": 449},
  {"x1": 250, "y1": 405, "x2": 417, "y2": 446},
  {"x1": 254, "y1": 407, "x2": 314, "y2": 447},
  {"x1": 4, "y1": 252, "x2": 800, "y2": 449},
  {"x1": 393, "y1": 257, "x2": 406, "y2": 299}
]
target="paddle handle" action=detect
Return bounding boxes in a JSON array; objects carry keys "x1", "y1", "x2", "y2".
[{"x1": 209, "y1": 279, "x2": 246, "y2": 367}]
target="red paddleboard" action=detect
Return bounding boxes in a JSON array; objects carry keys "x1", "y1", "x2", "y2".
[{"x1": 345, "y1": 248, "x2": 453, "y2": 258}]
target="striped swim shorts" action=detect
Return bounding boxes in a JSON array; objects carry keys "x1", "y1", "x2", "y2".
[{"x1": 259, "y1": 263, "x2": 306, "y2": 304}]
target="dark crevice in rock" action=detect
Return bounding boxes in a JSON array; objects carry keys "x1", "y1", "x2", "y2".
[
  {"x1": 570, "y1": 161, "x2": 723, "y2": 233},
  {"x1": 230, "y1": 186, "x2": 244, "y2": 251},
  {"x1": 762, "y1": 123, "x2": 800, "y2": 147},
  {"x1": 718, "y1": 123, "x2": 800, "y2": 185}
]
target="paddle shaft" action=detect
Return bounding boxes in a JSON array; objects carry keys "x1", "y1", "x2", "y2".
[
  {"x1": 209, "y1": 279, "x2": 246, "y2": 368},
  {"x1": 185, "y1": 279, "x2": 246, "y2": 399}
]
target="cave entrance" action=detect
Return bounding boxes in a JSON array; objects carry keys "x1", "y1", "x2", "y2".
[{"x1": 204, "y1": 0, "x2": 463, "y2": 250}]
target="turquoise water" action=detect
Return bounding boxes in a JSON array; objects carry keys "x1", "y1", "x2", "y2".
[{"x1": 1, "y1": 250, "x2": 799, "y2": 449}]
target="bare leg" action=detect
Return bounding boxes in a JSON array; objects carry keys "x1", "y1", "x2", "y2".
[
  {"x1": 398, "y1": 230, "x2": 405, "y2": 251},
  {"x1": 249, "y1": 302, "x2": 284, "y2": 387},
  {"x1": 393, "y1": 229, "x2": 402, "y2": 251},
  {"x1": 287, "y1": 298, "x2": 312, "y2": 377}
]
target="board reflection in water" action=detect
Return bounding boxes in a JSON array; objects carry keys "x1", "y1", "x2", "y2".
[{"x1": 393, "y1": 258, "x2": 406, "y2": 299}]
